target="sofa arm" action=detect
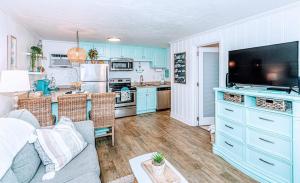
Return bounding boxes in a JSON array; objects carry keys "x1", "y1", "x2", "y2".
[{"x1": 74, "y1": 120, "x2": 95, "y2": 146}]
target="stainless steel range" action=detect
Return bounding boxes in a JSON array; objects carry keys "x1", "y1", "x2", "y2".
[{"x1": 109, "y1": 78, "x2": 136, "y2": 118}]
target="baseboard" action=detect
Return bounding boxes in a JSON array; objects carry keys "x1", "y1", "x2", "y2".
[{"x1": 170, "y1": 112, "x2": 197, "y2": 126}]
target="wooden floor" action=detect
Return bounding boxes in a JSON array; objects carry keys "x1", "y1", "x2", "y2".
[{"x1": 96, "y1": 110, "x2": 256, "y2": 183}]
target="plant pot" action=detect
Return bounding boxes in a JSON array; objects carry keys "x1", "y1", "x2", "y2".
[{"x1": 152, "y1": 160, "x2": 165, "y2": 176}]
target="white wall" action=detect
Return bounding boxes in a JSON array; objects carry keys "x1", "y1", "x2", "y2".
[
  {"x1": 0, "y1": 10, "x2": 39, "y2": 116},
  {"x1": 42, "y1": 40, "x2": 168, "y2": 85},
  {"x1": 170, "y1": 2, "x2": 300, "y2": 126}
]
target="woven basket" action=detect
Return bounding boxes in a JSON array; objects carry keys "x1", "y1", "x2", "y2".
[
  {"x1": 256, "y1": 97, "x2": 288, "y2": 112},
  {"x1": 57, "y1": 94, "x2": 87, "y2": 122},
  {"x1": 18, "y1": 97, "x2": 53, "y2": 127},
  {"x1": 224, "y1": 93, "x2": 244, "y2": 104}
]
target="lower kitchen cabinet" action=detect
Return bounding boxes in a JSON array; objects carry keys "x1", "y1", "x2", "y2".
[{"x1": 137, "y1": 88, "x2": 157, "y2": 114}]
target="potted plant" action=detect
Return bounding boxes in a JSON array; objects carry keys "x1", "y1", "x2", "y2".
[
  {"x1": 30, "y1": 46, "x2": 42, "y2": 72},
  {"x1": 152, "y1": 152, "x2": 165, "y2": 176},
  {"x1": 88, "y1": 48, "x2": 98, "y2": 63}
]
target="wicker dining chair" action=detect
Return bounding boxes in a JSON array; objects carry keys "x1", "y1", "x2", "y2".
[
  {"x1": 18, "y1": 97, "x2": 54, "y2": 127},
  {"x1": 90, "y1": 93, "x2": 116, "y2": 146},
  {"x1": 57, "y1": 94, "x2": 87, "y2": 122}
]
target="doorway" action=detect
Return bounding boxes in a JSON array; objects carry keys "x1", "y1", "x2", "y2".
[{"x1": 198, "y1": 43, "x2": 219, "y2": 128}]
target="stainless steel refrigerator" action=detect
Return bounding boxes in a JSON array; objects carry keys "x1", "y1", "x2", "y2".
[{"x1": 80, "y1": 64, "x2": 109, "y2": 93}]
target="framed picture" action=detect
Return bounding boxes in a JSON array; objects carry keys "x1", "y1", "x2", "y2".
[
  {"x1": 174, "y1": 52, "x2": 186, "y2": 84},
  {"x1": 7, "y1": 35, "x2": 17, "y2": 69}
]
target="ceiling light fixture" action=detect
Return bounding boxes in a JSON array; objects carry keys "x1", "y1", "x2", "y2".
[
  {"x1": 107, "y1": 37, "x2": 121, "y2": 42},
  {"x1": 67, "y1": 30, "x2": 87, "y2": 63}
]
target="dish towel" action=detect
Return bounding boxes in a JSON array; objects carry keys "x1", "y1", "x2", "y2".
[
  {"x1": 0, "y1": 118, "x2": 35, "y2": 179},
  {"x1": 121, "y1": 87, "x2": 131, "y2": 102}
]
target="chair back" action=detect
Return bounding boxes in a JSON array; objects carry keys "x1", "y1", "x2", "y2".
[
  {"x1": 18, "y1": 97, "x2": 53, "y2": 126},
  {"x1": 90, "y1": 93, "x2": 115, "y2": 128},
  {"x1": 57, "y1": 94, "x2": 87, "y2": 122}
]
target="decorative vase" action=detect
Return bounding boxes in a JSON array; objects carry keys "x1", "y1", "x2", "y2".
[{"x1": 152, "y1": 160, "x2": 165, "y2": 176}]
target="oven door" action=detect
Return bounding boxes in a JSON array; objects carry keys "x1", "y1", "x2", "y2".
[
  {"x1": 115, "y1": 91, "x2": 136, "y2": 107},
  {"x1": 110, "y1": 61, "x2": 133, "y2": 71}
]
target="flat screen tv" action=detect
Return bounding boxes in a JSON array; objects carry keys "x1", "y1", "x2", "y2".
[{"x1": 228, "y1": 41, "x2": 299, "y2": 88}]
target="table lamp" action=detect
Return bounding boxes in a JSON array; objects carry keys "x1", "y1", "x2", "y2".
[{"x1": 0, "y1": 70, "x2": 30, "y2": 108}]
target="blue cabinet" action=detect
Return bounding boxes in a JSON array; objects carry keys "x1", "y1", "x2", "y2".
[
  {"x1": 80, "y1": 41, "x2": 169, "y2": 68},
  {"x1": 137, "y1": 87, "x2": 157, "y2": 114},
  {"x1": 152, "y1": 48, "x2": 168, "y2": 68},
  {"x1": 110, "y1": 44, "x2": 122, "y2": 58}
]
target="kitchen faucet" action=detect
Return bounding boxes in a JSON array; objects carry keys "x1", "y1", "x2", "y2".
[{"x1": 140, "y1": 75, "x2": 144, "y2": 86}]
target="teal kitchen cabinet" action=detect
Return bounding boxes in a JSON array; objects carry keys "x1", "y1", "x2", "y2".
[
  {"x1": 110, "y1": 44, "x2": 122, "y2": 58},
  {"x1": 80, "y1": 41, "x2": 169, "y2": 65},
  {"x1": 94, "y1": 43, "x2": 110, "y2": 59},
  {"x1": 143, "y1": 47, "x2": 155, "y2": 61},
  {"x1": 137, "y1": 87, "x2": 157, "y2": 114},
  {"x1": 134, "y1": 46, "x2": 154, "y2": 61},
  {"x1": 152, "y1": 48, "x2": 168, "y2": 68},
  {"x1": 134, "y1": 46, "x2": 145, "y2": 61},
  {"x1": 121, "y1": 45, "x2": 135, "y2": 58}
]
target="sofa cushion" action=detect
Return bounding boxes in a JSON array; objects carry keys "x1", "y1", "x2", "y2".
[
  {"x1": 0, "y1": 169, "x2": 18, "y2": 183},
  {"x1": 31, "y1": 117, "x2": 87, "y2": 180},
  {"x1": 30, "y1": 144, "x2": 100, "y2": 183},
  {"x1": 6, "y1": 109, "x2": 40, "y2": 128},
  {"x1": 11, "y1": 143, "x2": 41, "y2": 183}
]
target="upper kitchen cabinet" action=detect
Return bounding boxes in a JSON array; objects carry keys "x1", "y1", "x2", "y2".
[
  {"x1": 80, "y1": 41, "x2": 169, "y2": 68},
  {"x1": 121, "y1": 45, "x2": 135, "y2": 58},
  {"x1": 134, "y1": 47, "x2": 154, "y2": 62},
  {"x1": 110, "y1": 44, "x2": 122, "y2": 58},
  {"x1": 94, "y1": 43, "x2": 110, "y2": 59},
  {"x1": 152, "y1": 48, "x2": 168, "y2": 68},
  {"x1": 80, "y1": 42, "x2": 110, "y2": 60}
]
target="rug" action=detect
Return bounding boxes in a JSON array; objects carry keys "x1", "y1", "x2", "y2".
[{"x1": 108, "y1": 174, "x2": 135, "y2": 183}]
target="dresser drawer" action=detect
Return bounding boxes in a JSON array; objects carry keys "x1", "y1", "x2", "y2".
[
  {"x1": 216, "y1": 133, "x2": 243, "y2": 161},
  {"x1": 216, "y1": 118, "x2": 243, "y2": 141},
  {"x1": 246, "y1": 148, "x2": 291, "y2": 183},
  {"x1": 217, "y1": 102, "x2": 244, "y2": 123},
  {"x1": 246, "y1": 128, "x2": 291, "y2": 161},
  {"x1": 247, "y1": 109, "x2": 292, "y2": 137}
]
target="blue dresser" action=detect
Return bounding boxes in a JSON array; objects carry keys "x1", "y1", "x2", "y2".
[{"x1": 214, "y1": 88, "x2": 300, "y2": 183}]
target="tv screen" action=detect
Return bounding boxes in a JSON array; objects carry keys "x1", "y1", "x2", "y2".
[{"x1": 228, "y1": 41, "x2": 299, "y2": 87}]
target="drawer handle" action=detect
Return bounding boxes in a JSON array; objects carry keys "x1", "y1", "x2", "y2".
[
  {"x1": 258, "y1": 117, "x2": 274, "y2": 122},
  {"x1": 259, "y1": 158, "x2": 275, "y2": 166},
  {"x1": 225, "y1": 108, "x2": 234, "y2": 112},
  {"x1": 225, "y1": 124, "x2": 234, "y2": 130},
  {"x1": 224, "y1": 141, "x2": 234, "y2": 147},
  {"x1": 259, "y1": 137, "x2": 274, "y2": 144}
]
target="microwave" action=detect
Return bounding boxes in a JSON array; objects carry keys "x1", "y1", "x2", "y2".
[{"x1": 110, "y1": 58, "x2": 134, "y2": 71}]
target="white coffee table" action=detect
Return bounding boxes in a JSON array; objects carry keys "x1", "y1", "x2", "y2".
[{"x1": 129, "y1": 152, "x2": 188, "y2": 183}]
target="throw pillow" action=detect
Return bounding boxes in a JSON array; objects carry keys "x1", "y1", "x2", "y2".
[
  {"x1": 30, "y1": 117, "x2": 87, "y2": 180},
  {"x1": 11, "y1": 143, "x2": 41, "y2": 183}
]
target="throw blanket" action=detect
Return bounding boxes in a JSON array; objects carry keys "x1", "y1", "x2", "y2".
[{"x1": 0, "y1": 118, "x2": 35, "y2": 179}]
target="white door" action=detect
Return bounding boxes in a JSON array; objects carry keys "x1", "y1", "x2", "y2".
[{"x1": 198, "y1": 47, "x2": 219, "y2": 126}]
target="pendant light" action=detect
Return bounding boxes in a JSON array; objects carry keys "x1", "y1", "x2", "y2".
[{"x1": 67, "y1": 31, "x2": 86, "y2": 63}]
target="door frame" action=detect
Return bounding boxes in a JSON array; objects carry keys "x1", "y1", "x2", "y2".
[{"x1": 197, "y1": 45, "x2": 219, "y2": 126}]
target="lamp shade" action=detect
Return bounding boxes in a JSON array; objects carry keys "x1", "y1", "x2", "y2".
[
  {"x1": 0, "y1": 70, "x2": 30, "y2": 93},
  {"x1": 67, "y1": 47, "x2": 87, "y2": 63}
]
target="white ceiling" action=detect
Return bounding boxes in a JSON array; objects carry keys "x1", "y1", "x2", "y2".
[{"x1": 1, "y1": 0, "x2": 299, "y2": 47}]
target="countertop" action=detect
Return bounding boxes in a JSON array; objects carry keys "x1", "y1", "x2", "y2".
[{"x1": 20, "y1": 82, "x2": 171, "y2": 103}]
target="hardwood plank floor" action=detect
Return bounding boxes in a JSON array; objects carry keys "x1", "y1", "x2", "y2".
[{"x1": 96, "y1": 110, "x2": 256, "y2": 183}]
